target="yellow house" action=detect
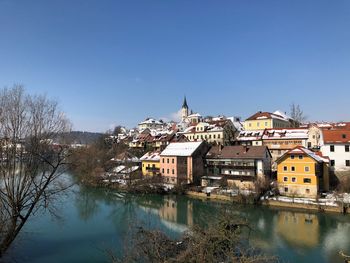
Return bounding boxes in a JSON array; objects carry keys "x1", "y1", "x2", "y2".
[
  {"x1": 244, "y1": 111, "x2": 291, "y2": 130},
  {"x1": 140, "y1": 151, "x2": 161, "y2": 176},
  {"x1": 276, "y1": 146, "x2": 329, "y2": 198}
]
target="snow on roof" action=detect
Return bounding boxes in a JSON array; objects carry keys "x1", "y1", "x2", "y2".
[
  {"x1": 112, "y1": 165, "x2": 126, "y2": 173},
  {"x1": 121, "y1": 166, "x2": 139, "y2": 174},
  {"x1": 273, "y1": 110, "x2": 291, "y2": 120},
  {"x1": 138, "y1": 118, "x2": 164, "y2": 125},
  {"x1": 262, "y1": 128, "x2": 308, "y2": 140},
  {"x1": 161, "y1": 142, "x2": 203, "y2": 156},
  {"x1": 278, "y1": 146, "x2": 329, "y2": 163},
  {"x1": 188, "y1": 113, "x2": 202, "y2": 117},
  {"x1": 140, "y1": 151, "x2": 161, "y2": 162}
]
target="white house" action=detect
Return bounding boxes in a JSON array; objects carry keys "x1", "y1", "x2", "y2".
[{"x1": 320, "y1": 129, "x2": 350, "y2": 174}]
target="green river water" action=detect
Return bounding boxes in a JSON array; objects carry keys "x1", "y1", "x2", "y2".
[{"x1": 4, "y1": 174, "x2": 350, "y2": 263}]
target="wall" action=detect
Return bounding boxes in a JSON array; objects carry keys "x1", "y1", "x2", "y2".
[
  {"x1": 277, "y1": 155, "x2": 319, "y2": 198},
  {"x1": 321, "y1": 143, "x2": 350, "y2": 173}
]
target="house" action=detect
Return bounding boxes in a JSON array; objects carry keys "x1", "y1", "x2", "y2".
[
  {"x1": 203, "y1": 145, "x2": 272, "y2": 190},
  {"x1": 320, "y1": 129, "x2": 350, "y2": 174},
  {"x1": 236, "y1": 130, "x2": 264, "y2": 146},
  {"x1": 138, "y1": 118, "x2": 166, "y2": 131},
  {"x1": 129, "y1": 130, "x2": 154, "y2": 149},
  {"x1": 151, "y1": 132, "x2": 188, "y2": 151},
  {"x1": 160, "y1": 141, "x2": 210, "y2": 185},
  {"x1": 181, "y1": 119, "x2": 238, "y2": 145},
  {"x1": 262, "y1": 128, "x2": 309, "y2": 166},
  {"x1": 276, "y1": 146, "x2": 329, "y2": 198},
  {"x1": 244, "y1": 111, "x2": 291, "y2": 131},
  {"x1": 140, "y1": 151, "x2": 161, "y2": 176}
]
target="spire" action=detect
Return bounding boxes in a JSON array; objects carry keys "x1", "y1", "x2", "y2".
[{"x1": 182, "y1": 96, "x2": 188, "y2": 109}]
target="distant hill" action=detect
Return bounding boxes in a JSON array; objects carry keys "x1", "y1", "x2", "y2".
[{"x1": 54, "y1": 131, "x2": 104, "y2": 145}]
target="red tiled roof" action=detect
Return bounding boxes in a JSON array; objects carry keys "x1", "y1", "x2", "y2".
[{"x1": 322, "y1": 129, "x2": 350, "y2": 144}]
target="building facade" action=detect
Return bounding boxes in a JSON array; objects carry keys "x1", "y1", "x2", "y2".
[
  {"x1": 181, "y1": 119, "x2": 238, "y2": 145},
  {"x1": 160, "y1": 141, "x2": 209, "y2": 185},
  {"x1": 320, "y1": 129, "x2": 350, "y2": 174},
  {"x1": 203, "y1": 145, "x2": 272, "y2": 190},
  {"x1": 140, "y1": 151, "x2": 161, "y2": 176},
  {"x1": 244, "y1": 111, "x2": 291, "y2": 131},
  {"x1": 276, "y1": 147, "x2": 329, "y2": 198}
]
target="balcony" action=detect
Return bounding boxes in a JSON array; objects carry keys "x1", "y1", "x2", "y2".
[{"x1": 145, "y1": 167, "x2": 160, "y2": 172}]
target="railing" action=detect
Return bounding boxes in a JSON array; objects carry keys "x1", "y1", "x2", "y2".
[{"x1": 145, "y1": 167, "x2": 160, "y2": 172}]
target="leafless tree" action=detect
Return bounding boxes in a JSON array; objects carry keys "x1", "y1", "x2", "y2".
[
  {"x1": 110, "y1": 210, "x2": 278, "y2": 263},
  {"x1": 290, "y1": 103, "x2": 306, "y2": 127},
  {"x1": 0, "y1": 85, "x2": 71, "y2": 257}
]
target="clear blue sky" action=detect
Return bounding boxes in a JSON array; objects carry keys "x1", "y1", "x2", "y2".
[{"x1": 1, "y1": 0, "x2": 350, "y2": 132}]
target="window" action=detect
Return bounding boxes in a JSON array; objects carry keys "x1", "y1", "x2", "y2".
[
  {"x1": 172, "y1": 158, "x2": 174, "y2": 164},
  {"x1": 218, "y1": 134, "x2": 221, "y2": 139},
  {"x1": 283, "y1": 176, "x2": 288, "y2": 182},
  {"x1": 312, "y1": 135, "x2": 316, "y2": 139},
  {"x1": 172, "y1": 169, "x2": 174, "y2": 174},
  {"x1": 303, "y1": 178, "x2": 311, "y2": 183},
  {"x1": 283, "y1": 166, "x2": 288, "y2": 171},
  {"x1": 330, "y1": 160, "x2": 335, "y2": 166},
  {"x1": 278, "y1": 150, "x2": 281, "y2": 155},
  {"x1": 305, "y1": 166, "x2": 310, "y2": 172},
  {"x1": 291, "y1": 155, "x2": 295, "y2": 159},
  {"x1": 330, "y1": 145, "x2": 335, "y2": 152},
  {"x1": 257, "y1": 122, "x2": 260, "y2": 127},
  {"x1": 291, "y1": 166, "x2": 295, "y2": 172},
  {"x1": 152, "y1": 164, "x2": 155, "y2": 168},
  {"x1": 162, "y1": 158, "x2": 164, "y2": 163},
  {"x1": 284, "y1": 187, "x2": 288, "y2": 193},
  {"x1": 346, "y1": 160, "x2": 350, "y2": 167},
  {"x1": 162, "y1": 168, "x2": 164, "y2": 173},
  {"x1": 292, "y1": 177, "x2": 296, "y2": 183},
  {"x1": 249, "y1": 123, "x2": 252, "y2": 127},
  {"x1": 346, "y1": 145, "x2": 350, "y2": 152},
  {"x1": 142, "y1": 164, "x2": 144, "y2": 167},
  {"x1": 343, "y1": 134, "x2": 347, "y2": 139},
  {"x1": 213, "y1": 135, "x2": 216, "y2": 139},
  {"x1": 306, "y1": 189, "x2": 310, "y2": 194},
  {"x1": 265, "y1": 122, "x2": 268, "y2": 126},
  {"x1": 298, "y1": 155, "x2": 303, "y2": 159},
  {"x1": 167, "y1": 169, "x2": 169, "y2": 174},
  {"x1": 167, "y1": 158, "x2": 169, "y2": 164}
]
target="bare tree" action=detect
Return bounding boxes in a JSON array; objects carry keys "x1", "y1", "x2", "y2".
[
  {"x1": 0, "y1": 85, "x2": 71, "y2": 257},
  {"x1": 290, "y1": 103, "x2": 306, "y2": 127}
]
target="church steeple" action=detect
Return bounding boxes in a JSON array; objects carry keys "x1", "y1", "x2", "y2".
[
  {"x1": 182, "y1": 96, "x2": 188, "y2": 109},
  {"x1": 181, "y1": 96, "x2": 189, "y2": 121}
]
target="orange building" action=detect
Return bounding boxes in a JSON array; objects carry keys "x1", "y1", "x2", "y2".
[{"x1": 276, "y1": 146, "x2": 329, "y2": 198}]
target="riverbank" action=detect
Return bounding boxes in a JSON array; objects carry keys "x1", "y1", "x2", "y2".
[{"x1": 185, "y1": 191, "x2": 350, "y2": 214}]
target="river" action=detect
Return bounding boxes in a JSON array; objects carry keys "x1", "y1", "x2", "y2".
[{"x1": 4, "y1": 174, "x2": 350, "y2": 263}]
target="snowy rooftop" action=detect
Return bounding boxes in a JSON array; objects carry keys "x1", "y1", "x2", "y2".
[
  {"x1": 279, "y1": 146, "x2": 329, "y2": 163},
  {"x1": 161, "y1": 141, "x2": 203, "y2": 156},
  {"x1": 140, "y1": 151, "x2": 161, "y2": 161},
  {"x1": 262, "y1": 128, "x2": 308, "y2": 140}
]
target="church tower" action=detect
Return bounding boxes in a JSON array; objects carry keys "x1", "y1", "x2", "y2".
[{"x1": 181, "y1": 96, "x2": 189, "y2": 121}]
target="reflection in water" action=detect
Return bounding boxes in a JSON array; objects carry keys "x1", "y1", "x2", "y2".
[
  {"x1": 276, "y1": 211, "x2": 319, "y2": 248},
  {"x1": 58, "y1": 184, "x2": 350, "y2": 263},
  {"x1": 159, "y1": 196, "x2": 193, "y2": 227}
]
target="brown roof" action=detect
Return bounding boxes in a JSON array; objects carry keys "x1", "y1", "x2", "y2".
[
  {"x1": 322, "y1": 129, "x2": 350, "y2": 144},
  {"x1": 245, "y1": 111, "x2": 285, "y2": 121},
  {"x1": 206, "y1": 145, "x2": 270, "y2": 159}
]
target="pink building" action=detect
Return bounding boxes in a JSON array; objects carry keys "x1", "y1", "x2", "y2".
[{"x1": 160, "y1": 141, "x2": 209, "y2": 185}]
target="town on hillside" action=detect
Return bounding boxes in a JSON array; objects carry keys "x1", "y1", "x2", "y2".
[{"x1": 98, "y1": 97, "x2": 350, "y2": 209}]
